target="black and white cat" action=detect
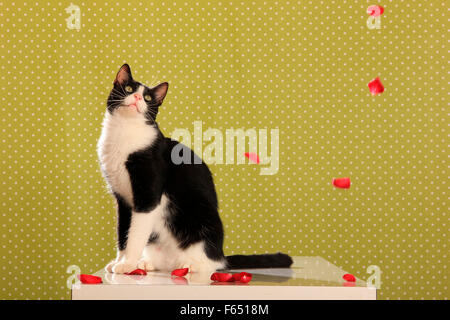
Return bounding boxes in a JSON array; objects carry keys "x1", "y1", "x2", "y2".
[{"x1": 97, "y1": 64, "x2": 293, "y2": 274}]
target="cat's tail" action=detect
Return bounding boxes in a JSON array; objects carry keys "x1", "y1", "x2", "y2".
[{"x1": 225, "y1": 252, "x2": 293, "y2": 269}]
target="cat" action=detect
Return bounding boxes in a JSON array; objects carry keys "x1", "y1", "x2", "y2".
[{"x1": 97, "y1": 64, "x2": 293, "y2": 274}]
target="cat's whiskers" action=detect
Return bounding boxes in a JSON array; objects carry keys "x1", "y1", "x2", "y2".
[
  {"x1": 111, "y1": 87, "x2": 127, "y2": 98},
  {"x1": 118, "y1": 83, "x2": 128, "y2": 96},
  {"x1": 145, "y1": 107, "x2": 158, "y2": 118},
  {"x1": 110, "y1": 91, "x2": 125, "y2": 99}
]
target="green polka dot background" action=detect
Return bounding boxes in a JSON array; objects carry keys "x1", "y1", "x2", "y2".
[{"x1": 0, "y1": 0, "x2": 447, "y2": 300}]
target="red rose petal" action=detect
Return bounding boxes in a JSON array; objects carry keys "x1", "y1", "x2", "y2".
[
  {"x1": 213, "y1": 272, "x2": 253, "y2": 283},
  {"x1": 210, "y1": 272, "x2": 219, "y2": 281},
  {"x1": 244, "y1": 152, "x2": 260, "y2": 164},
  {"x1": 368, "y1": 77, "x2": 384, "y2": 96},
  {"x1": 219, "y1": 273, "x2": 234, "y2": 282},
  {"x1": 171, "y1": 268, "x2": 189, "y2": 277},
  {"x1": 332, "y1": 177, "x2": 351, "y2": 189},
  {"x1": 343, "y1": 273, "x2": 356, "y2": 282},
  {"x1": 210, "y1": 272, "x2": 233, "y2": 282},
  {"x1": 78, "y1": 274, "x2": 102, "y2": 284},
  {"x1": 367, "y1": 5, "x2": 384, "y2": 17},
  {"x1": 232, "y1": 273, "x2": 242, "y2": 281},
  {"x1": 238, "y1": 272, "x2": 252, "y2": 283},
  {"x1": 125, "y1": 269, "x2": 147, "y2": 276}
]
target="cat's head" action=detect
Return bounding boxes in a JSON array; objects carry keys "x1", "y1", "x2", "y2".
[{"x1": 107, "y1": 64, "x2": 168, "y2": 122}]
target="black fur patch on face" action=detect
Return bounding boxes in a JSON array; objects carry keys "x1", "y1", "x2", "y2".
[{"x1": 140, "y1": 85, "x2": 164, "y2": 124}]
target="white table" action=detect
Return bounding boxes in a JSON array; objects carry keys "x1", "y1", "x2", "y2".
[{"x1": 72, "y1": 256, "x2": 376, "y2": 300}]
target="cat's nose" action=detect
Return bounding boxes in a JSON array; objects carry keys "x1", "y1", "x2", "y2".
[{"x1": 133, "y1": 93, "x2": 142, "y2": 101}]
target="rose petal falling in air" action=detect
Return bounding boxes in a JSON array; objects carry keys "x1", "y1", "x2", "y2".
[
  {"x1": 244, "y1": 152, "x2": 260, "y2": 164},
  {"x1": 367, "y1": 5, "x2": 384, "y2": 17},
  {"x1": 78, "y1": 274, "x2": 103, "y2": 284},
  {"x1": 332, "y1": 177, "x2": 351, "y2": 189},
  {"x1": 125, "y1": 269, "x2": 147, "y2": 276},
  {"x1": 368, "y1": 77, "x2": 384, "y2": 96},
  {"x1": 343, "y1": 273, "x2": 356, "y2": 282},
  {"x1": 171, "y1": 268, "x2": 189, "y2": 277}
]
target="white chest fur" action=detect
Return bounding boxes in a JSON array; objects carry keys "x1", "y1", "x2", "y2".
[{"x1": 97, "y1": 112, "x2": 158, "y2": 207}]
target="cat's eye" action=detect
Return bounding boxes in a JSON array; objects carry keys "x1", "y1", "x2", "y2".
[
  {"x1": 125, "y1": 86, "x2": 133, "y2": 93},
  {"x1": 144, "y1": 94, "x2": 152, "y2": 101}
]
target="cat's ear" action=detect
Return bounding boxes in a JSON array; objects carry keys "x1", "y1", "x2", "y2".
[
  {"x1": 153, "y1": 82, "x2": 169, "y2": 104},
  {"x1": 114, "y1": 64, "x2": 132, "y2": 85}
]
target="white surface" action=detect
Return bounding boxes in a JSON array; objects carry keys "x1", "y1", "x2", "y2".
[{"x1": 72, "y1": 256, "x2": 377, "y2": 300}]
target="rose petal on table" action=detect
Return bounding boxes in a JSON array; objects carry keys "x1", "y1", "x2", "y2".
[
  {"x1": 238, "y1": 272, "x2": 253, "y2": 283},
  {"x1": 343, "y1": 273, "x2": 356, "y2": 282},
  {"x1": 125, "y1": 269, "x2": 147, "y2": 276},
  {"x1": 244, "y1": 152, "x2": 260, "y2": 164},
  {"x1": 368, "y1": 77, "x2": 384, "y2": 96},
  {"x1": 232, "y1": 273, "x2": 242, "y2": 281},
  {"x1": 367, "y1": 5, "x2": 384, "y2": 17},
  {"x1": 210, "y1": 272, "x2": 233, "y2": 282},
  {"x1": 78, "y1": 274, "x2": 103, "y2": 284},
  {"x1": 332, "y1": 177, "x2": 351, "y2": 189},
  {"x1": 210, "y1": 273, "x2": 219, "y2": 281},
  {"x1": 171, "y1": 268, "x2": 189, "y2": 277},
  {"x1": 218, "y1": 273, "x2": 234, "y2": 282}
]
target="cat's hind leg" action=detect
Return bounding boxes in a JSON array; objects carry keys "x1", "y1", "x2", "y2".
[
  {"x1": 180, "y1": 242, "x2": 226, "y2": 273},
  {"x1": 137, "y1": 243, "x2": 158, "y2": 271}
]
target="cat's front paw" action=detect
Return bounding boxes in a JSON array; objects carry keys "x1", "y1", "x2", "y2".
[
  {"x1": 137, "y1": 259, "x2": 156, "y2": 271},
  {"x1": 112, "y1": 260, "x2": 138, "y2": 274},
  {"x1": 105, "y1": 251, "x2": 125, "y2": 273}
]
